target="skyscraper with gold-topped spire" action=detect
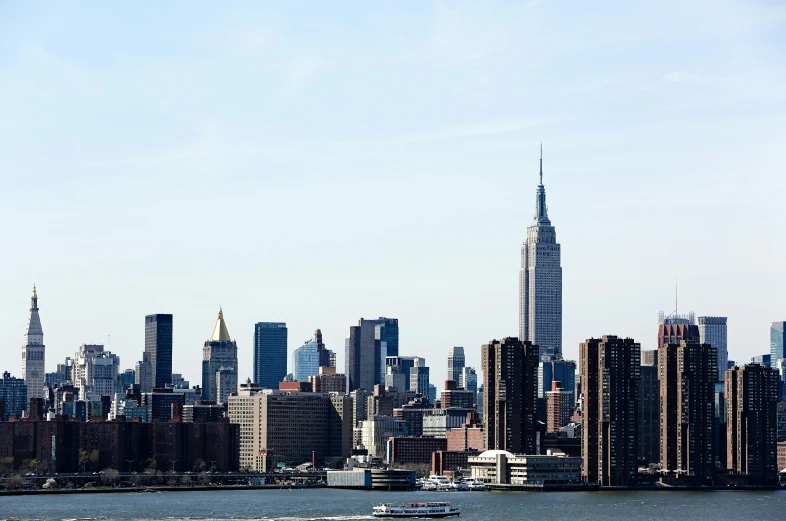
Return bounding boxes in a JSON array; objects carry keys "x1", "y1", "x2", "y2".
[
  {"x1": 519, "y1": 147, "x2": 563, "y2": 361},
  {"x1": 202, "y1": 307, "x2": 238, "y2": 403},
  {"x1": 21, "y1": 285, "x2": 46, "y2": 401}
]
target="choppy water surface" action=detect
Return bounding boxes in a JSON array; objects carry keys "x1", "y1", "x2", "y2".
[{"x1": 1, "y1": 488, "x2": 784, "y2": 520}]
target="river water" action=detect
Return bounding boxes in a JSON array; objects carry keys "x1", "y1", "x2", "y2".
[{"x1": 1, "y1": 488, "x2": 784, "y2": 520}]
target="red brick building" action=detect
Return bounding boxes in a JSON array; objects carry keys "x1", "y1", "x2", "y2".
[
  {"x1": 446, "y1": 412, "x2": 483, "y2": 452},
  {"x1": 388, "y1": 437, "x2": 447, "y2": 466}
]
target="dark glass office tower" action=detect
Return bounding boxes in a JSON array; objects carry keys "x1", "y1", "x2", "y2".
[
  {"x1": 145, "y1": 314, "x2": 173, "y2": 389},
  {"x1": 376, "y1": 317, "x2": 399, "y2": 358},
  {"x1": 345, "y1": 317, "x2": 398, "y2": 392},
  {"x1": 254, "y1": 322, "x2": 288, "y2": 389}
]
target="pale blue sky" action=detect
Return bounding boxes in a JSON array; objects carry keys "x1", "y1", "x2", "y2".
[{"x1": 1, "y1": 1, "x2": 784, "y2": 386}]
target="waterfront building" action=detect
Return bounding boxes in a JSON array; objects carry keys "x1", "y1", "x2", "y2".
[
  {"x1": 519, "y1": 149, "x2": 563, "y2": 361},
  {"x1": 546, "y1": 381, "x2": 572, "y2": 433},
  {"x1": 201, "y1": 308, "x2": 238, "y2": 403},
  {"x1": 360, "y1": 415, "x2": 408, "y2": 459},
  {"x1": 388, "y1": 437, "x2": 447, "y2": 466},
  {"x1": 21, "y1": 285, "x2": 46, "y2": 401},
  {"x1": 0, "y1": 372, "x2": 27, "y2": 420},
  {"x1": 309, "y1": 366, "x2": 348, "y2": 394},
  {"x1": 448, "y1": 346, "x2": 465, "y2": 384},
  {"x1": 698, "y1": 316, "x2": 728, "y2": 381},
  {"x1": 772, "y1": 322, "x2": 786, "y2": 368},
  {"x1": 660, "y1": 341, "x2": 717, "y2": 485},
  {"x1": 469, "y1": 449, "x2": 581, "y2": 485},
  {"x1": 726, "y1": 364, "x2": 779, "y2": 485},
  {"x1": 409, "y1": 357, "x2": 430, "y2": 399},
  {"x1": 482, "y1": 337, "x2": 539, "y2": 454},
  {"x1": 227, "y1": 389, "x2": 348, "y2": 471},
  {"x1": 580, "y1": 336, "x2": 640, "y2": 486},
  {"x1": 638, "y1": 359, "x2": 660, "y2": 464},
  {"x1": 422, "y1": 407, "x2": 476, "y2": 437},
  {"x1": 145, "y1": 314, "x2": 173, "y2": 389},
  {"x1": 253, "y1": 322, "x2": 288, "y2": 389}
]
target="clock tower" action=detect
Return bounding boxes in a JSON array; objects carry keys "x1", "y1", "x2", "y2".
[{"x1": 21, "y1": 285, "x2": 45, "y2": 402}]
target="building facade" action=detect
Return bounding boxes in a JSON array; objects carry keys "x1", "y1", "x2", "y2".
[
  {"x1": 253, "y1": 322, "x2": 288, "y2": 389},
  {"x1": 448, "y1": 346, "x2": 465, "y2": 384},
  {"x1": 726, "y1": 364, "x2": 779, "y2": 485},
  {"x1": 482, "y1": 337, "x2": 539, "y2": 454},
  {"x1": 546, "y1": 381, "x2": 572, "y2": 433},
  {"x1": 519, "y1": 149, "x2": 562, "y2": 361},
  {"x1": 580, "y1": 336, "x2": 640, "y2": 486},
  {"x1": 698, "y1": 316, "x2": 728, "y2": 382},
  {"x1": 345, "y1": 318, "x2": 398, "y2": 392},
  {"x1": 659, "y1": 341, "x2": 717, "y2": 485},
  {"x1": 145, "y1": 314, "x2": 173, "y2": 390},
  {"x1": 409, "y1": 358, "x2": 430, "y2": 399},
  {"x1": 21, "y1": 286, "x2": 45, "y2": 401},
  {"x1": 202, "y1": 308, "x2": 238, "y2": 403},
  {"x1": 72, "y1": 344, "x2": 121, "y2": 401},
  {"x1": 638, "y1": 362, "x2": 660, "y2": 464},
  {"x1": 772, "y1": 322, "x2": 786, "y2": 368},
  {"x1": 292, "y1": 329, "x2": 335, "y2": 382},
  {"x1": 0, "y1": 372, "x2": 28, "y2": 420}
]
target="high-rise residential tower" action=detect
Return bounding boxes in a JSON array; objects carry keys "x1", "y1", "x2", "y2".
[
  {"x1": 726, "y1": 364, "x2": 779, "y2": 485},
  {"x1": 771, "y1": 321, "x2": 786, "y2": 368},
  {"x1": 447, "y1": 346, "x2": 465, "y2": 384},
  {"x1": 21, "y1": 286, "x2": 46, "y2": 402},
  {"x1": 519, "y1": 147, "x2": 562, "y2": 361},
  {"x1": 638, "y1": 351, "x2": 660, "y2": 464},
  {"x1": 698, "y1": 316, "x2": 728, "y2": 382},
  {"x1": 253, "y1": 322, "x2": 288, "y2": 389},
  {"x1": 659, "y1": 341, "x2": 717, "y2": 485},
  {"x1": 202, "y1": 308, "x2": 238, "y2": 403},
  {"x1": 144, "y1": 314, "x2": 173, "y2": 389},
  {"x1": 482, "y1": 337, "x2": 539, "y2": 454},
  {"x1": 580, "y1": 336, "x2": 641, "y2": 486}
]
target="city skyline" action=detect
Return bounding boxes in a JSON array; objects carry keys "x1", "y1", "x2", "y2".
[{"x1": 1, "y1": 2, "x2": 784, "y2": 387}]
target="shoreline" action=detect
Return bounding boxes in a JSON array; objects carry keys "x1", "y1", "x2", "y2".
[{"x1": 1, "y1": 484, "x2": 781, "y2": 496}]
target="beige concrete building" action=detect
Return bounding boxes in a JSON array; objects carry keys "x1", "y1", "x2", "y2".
[{"x1": 228, "y1": 389, "x2": 350, "y2": 471}]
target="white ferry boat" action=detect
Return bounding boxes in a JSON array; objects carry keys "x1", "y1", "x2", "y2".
[
  {"x1": 372, "y1": 502, "x2": 461, "y2": 518},
  {"x1": 463, "y1": 479, "x2": 489, "y2": 491}
]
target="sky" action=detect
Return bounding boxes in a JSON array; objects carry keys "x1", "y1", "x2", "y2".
[{"x1": 1, "y1": 1, "x2": 785, "y2": 388}]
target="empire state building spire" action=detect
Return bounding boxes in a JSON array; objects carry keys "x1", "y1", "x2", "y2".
[{"x1": 534, "y1": 144, "x2": 550, "y2": 225}]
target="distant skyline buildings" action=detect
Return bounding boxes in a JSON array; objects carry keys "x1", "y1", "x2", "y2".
[
  {"x1": 519, "y1": 148, "x2": 563, "y2": 362},
  {"x1": 771, "y1": 321, "x2": 786, "y2": 368},
  {"x1": 292, "y1": 329, "x2": 335, "y2": 382},
  {"x1": 447, "y1": 346, "x2": 465, "y2": 384},
  {"x1": 144, "y1": 313, "x2": 173, "y2": 390},
  {"x1": 201, "y1": 308, "x2": 238, "y2": 403},
  {"x1": 345, "y1": 317, "x2": 398, "y2": 392},
  {"x1": 698, "y1": 316, "x2": 728, "y2": 382},
  {"x1": 253, "y1": 322, "x2": 287, "y2": 389}
]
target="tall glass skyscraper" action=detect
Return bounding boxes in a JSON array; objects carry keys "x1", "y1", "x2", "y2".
[
  {"x1": 292, "y1": 330, "x2": 334, "y2": 382},
  {"x1": 345, "y1": 317, "x2": 398, "y2": 391},
  {"x1": 519, "y1": 147, "x2": 562, "y2": 361},
  {"x1": 771, "y1": 321, "x2": 786, "y2": 368},
  {"x1": 145, "y1": 314, "x2": 173, "y2": 389},
  {"x1": 698, "y1": 316, "x2": 728, "y2": 382},
  {"x1": 254, "y1": 322, "x2": 287, "y2": 389}
]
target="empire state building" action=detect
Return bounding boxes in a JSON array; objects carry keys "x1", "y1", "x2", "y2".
[{"x1": 519, "y1": 147, "x2": 562, "y2": 361}]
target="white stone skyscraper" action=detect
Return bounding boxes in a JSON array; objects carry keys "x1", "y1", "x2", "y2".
[
  {"x1": 21, "y1": 285, "x2": 45, "y2": 401},
  {"x1": 519, "y1": 147, "x2": 562, "y2": 361}
]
